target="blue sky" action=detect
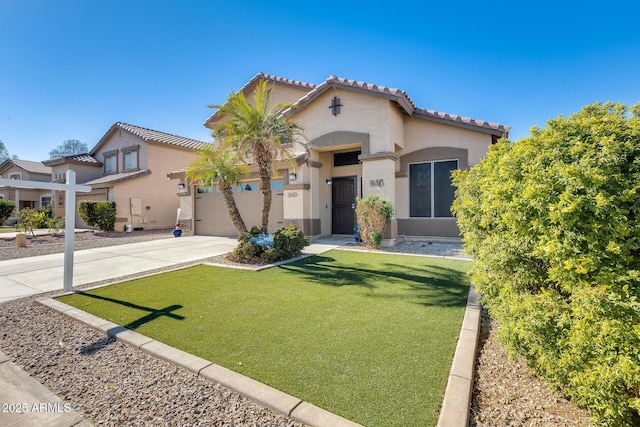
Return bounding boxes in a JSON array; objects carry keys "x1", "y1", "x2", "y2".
[{"x1": 1, "y1": 0, "x2": 639, "y2": 161}]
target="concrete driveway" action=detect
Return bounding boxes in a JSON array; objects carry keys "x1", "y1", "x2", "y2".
[{"x1": 0, "y1": 236, "x2": 239, "y2": 304}]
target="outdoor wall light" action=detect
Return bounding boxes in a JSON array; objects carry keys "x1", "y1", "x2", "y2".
[
  {"x1": 288, "y1": 172, "x2": 297, "y2": 182},
  {"x1": 325, "y1": 179, "x2": 333, "y2": 185},
  {"x1": 178, "y1": 183, "x2": 186, "y2": 190}
]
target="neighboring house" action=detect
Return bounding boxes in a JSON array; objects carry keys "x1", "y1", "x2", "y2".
[
  {"x1": 43, "y1": 122, "x2": 209, "y2": 231},
  {"x1": 0, "y1": 159, "x2": 53, "y2": 213},
  {"x1": 172, "y1": 72, "x2": 510, "y2": 241}
]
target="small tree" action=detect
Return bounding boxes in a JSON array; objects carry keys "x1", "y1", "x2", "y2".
[
  {"x1": 78, "y1": 201, "x2": 116, "y2": 231},
  {"x1": 356, "y1": 195, "x2": 394, "y2": 248},
  {"x1": 49, "y1": 139, "x2": 89, "y2": 159},
  {"x1": 186, "y1": 146, "x2": 249, "y2": 235},
  {"x1": 0, "y1": 199, "x2": 16, "y2": 225},
  {"x1": 16, "y1": 208, "x2": 49, "y2": 236}
]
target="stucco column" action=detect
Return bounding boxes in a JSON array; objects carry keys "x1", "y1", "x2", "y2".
[
  {"x1": 283, "y1": 163, "x2": 321, "y2": 236},
  {"x1": 359, "y1": 153, "x2": 398, "y2": 244}
]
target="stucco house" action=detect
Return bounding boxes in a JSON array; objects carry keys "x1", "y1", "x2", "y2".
[
  {"x1": 44, "y1": 122, "x2": 209, "y2": 230},
  {"x1": 0, "y1": 159, "x2": 53, "y2": 212},
  {"x1": 180, "y1": 72, "x2": 508, "y2": 241}
]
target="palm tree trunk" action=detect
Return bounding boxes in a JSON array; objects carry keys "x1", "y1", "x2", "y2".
[
  {"x1": 220, "y1": 184, "x2": 247, "y2": 234},
  {"x1": 256, "y1": 145, "x2": 273, "y2": 233}
]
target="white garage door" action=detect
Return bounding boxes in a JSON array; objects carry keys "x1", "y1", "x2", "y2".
[{"x1": 194, "y1": 182, "x2": 284, "y2": 236}]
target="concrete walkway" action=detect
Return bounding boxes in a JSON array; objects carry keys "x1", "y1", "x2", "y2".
[{"x1": 0, "y1": 235, "x2": 239, "y2": 303}]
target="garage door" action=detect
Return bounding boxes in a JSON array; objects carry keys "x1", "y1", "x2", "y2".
[{"x1": 194, "y1": 183, "x2": 284, "y2": 236}]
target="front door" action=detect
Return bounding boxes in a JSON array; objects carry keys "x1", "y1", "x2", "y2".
[{"x1": 332, "y1": 176, "x2": 356, "y2": 234}]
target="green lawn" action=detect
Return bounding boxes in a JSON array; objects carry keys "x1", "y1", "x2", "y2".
[
  {"x1": 0, "y1": 227, "x2": 18, "y2": 233},
  {"x1": 58, "y1": 250, "x2": 471, "y2": 426}
]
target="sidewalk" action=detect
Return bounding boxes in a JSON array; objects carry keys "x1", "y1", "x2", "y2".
[{"x1": 0, "y1": 235, "x2": 352, "y2": 426}]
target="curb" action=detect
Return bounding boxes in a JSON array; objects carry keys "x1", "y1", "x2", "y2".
[
  {"x1": 34, "y1": 265, "x2": 480, "y2": 427},
  {"x1": 437, "y1": 284, "x2": 481, "y2": 427},
  {"x1": 36, "y1": 297, "x2": 362, "y2": 427}
]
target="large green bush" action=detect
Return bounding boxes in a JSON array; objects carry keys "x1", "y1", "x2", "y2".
[
  {"x1": 452, "y1": 102, "x2": 640, "y2": 426},
  {"x1": 78, "y1": 200, "x2": 116, "y2": 231},
  {"x1": 0, "y1": 199, "x2": 16, "y2": 225}
]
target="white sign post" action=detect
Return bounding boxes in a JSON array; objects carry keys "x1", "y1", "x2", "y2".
[{"x1": 0, "y1": 170, "x2": 92, "y2": 292}]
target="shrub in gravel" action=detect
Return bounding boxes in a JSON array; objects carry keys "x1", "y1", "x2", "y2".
[
  {"x1": 17, "y1": 206, "x2": 51, "y2": 236},
  {"x1": 78, "y1": 201, "x2": 116, "y2": 231},
  {"x1": 453, "y1": 102, "x2": 640, "y2": 426}
]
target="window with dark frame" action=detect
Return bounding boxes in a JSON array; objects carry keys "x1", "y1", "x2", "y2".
[
  {"x1": 334, "y1": 150, "x2": 361, "y2": 167},
  {"x1": 104, "y1": 153, "x2": 117, "y2": 174},
  {"x1": 409, "y1": 160, "x2": 458, "y2": 218},
  {"x1": 123, "y1": 149, "x2": 138, "y2": 171}
]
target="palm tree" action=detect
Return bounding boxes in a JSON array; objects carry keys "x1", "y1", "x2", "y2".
[
  {"x1": 186, "y1": 147, "x2": 249, "y2": 235},
  {"x1": 210, "y1": 80, "x2": 301, "y2": 233}
]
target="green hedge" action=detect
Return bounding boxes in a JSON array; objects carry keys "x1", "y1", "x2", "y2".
[
  {"x1": 452, "y1": 102, "x2": 640, "y2": 426},
  {"x1": 0, "y1": 199, "x2": 15, "y2": 225},
  {"x1": 78, "y1": 200, "x2": 116, "y2": 231}
]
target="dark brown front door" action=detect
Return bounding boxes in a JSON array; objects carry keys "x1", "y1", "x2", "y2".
[{"x1": 332, "y1": 176, "x2": 356, "y2": 234}]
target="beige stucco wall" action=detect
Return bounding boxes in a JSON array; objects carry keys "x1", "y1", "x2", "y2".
[
  {"x1": 96, "y1": 129, "x2": 150, "y2": 171},
  {"x1": 0, "y1": 166, "x2": 52, "y2": 209},
  {"x1": 401, "y1": 119, "x2": 492, "y2": 167},
  {"x1": 250, "y1": 83, "x2": 310, "y2": 107},
  {"x1": 108, "y1": 142, "x2": 197, "y2": 230},
  {"x1": 51, "y1": 164, "x2": 101, "y2": 184},
  {"x1": 293, "y1": 90, "x2": 398, "y2": 154}
]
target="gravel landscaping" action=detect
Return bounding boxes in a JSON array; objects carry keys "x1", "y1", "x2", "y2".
[{"x1": 0, "y1": 231, "x2": 594, "y2": 425}]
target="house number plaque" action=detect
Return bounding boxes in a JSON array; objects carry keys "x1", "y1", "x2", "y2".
[
  {"x1": 287, "y1": 192, "x2": 298, "y2": 198},
  {"x1": 369, "y1": 179, "x2": 384, "y2": 187}
]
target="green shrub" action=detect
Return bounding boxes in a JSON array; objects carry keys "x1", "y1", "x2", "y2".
[
  {"x1": 46, "y1": 217, "x2": 65, "y2": 235},
  {"x1": 230, "y1": 224, "x2": 309, "y2": 264},
  {"x1": 78, "y1": 200, "x2": 116, "y2": 231},
  {"x1": 0, "y1": 199, "x2": 16, "y2": 225},
  {"x1": 17, "y1": 208, "x2": 48, "y2": 236},
  {"x1": 355, "y1": 195, "x2": 394, "y2": 248},
  {"x1": 452, "y1": 102, "x2": 640, "y2": 426},
  {"x1": 262, "y1": 224, "x2": 309, "y2": 263}
]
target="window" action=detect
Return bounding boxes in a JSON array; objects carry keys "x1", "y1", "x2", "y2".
[
  {"x1": 334, "y1": 151, "x2": 361, "y2": 167},
  {"x1": 9, "y1": 173, "x2": 21, "y2": 180},
  {"x1": 41, "y1": 195, "x2": 52, "y2": 207},
  {"x1": 409, "y1": 160, "x2": 458, "y2": 218},
  {"x1": 123, "y1": 148, "x2": 139, "y2": 171},
  {"x1": 104, "y1": 153, "x2": 117, "y2": 174}
]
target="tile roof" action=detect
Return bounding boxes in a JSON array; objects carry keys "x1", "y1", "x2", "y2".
[
  {"x1": 237, "y1": 72, "x2": 316, "y2": 94},
  {"x1": 91, "y1": 122, "x2": 211, "y2": 154},
  {"x1": 283, "y1": 74, "x2": 417, "y2": 116},
  {"x1": 166, "y1": 168, "x2": 186, "y2": 180},
  {"x1": 283, "y1": 74, "x2": 509, "y2": 137},
  {"x1": 203, "y1": 72, "x2": 316, "y2": 128},
  {"x1": 81, "y1": 169, "x2": 151, "y2": 187},
  {"x1": 42, "y1": 153, "x2": 102, "y2": 167},
  {"x1": 414, "y1": 108, "x2": 510, "y2": 136},
  {"x1": 0, "y1": 159, "x2": 51, "y2": 175},
  {"x1": 205, "y1": 73, "x2": 510, "y2": 138}
]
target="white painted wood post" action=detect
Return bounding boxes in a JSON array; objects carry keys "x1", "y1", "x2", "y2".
[{"x1": 63, "y1": 170, "x2": 77, "y2": 292}]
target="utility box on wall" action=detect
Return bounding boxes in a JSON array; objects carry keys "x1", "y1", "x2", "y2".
[{"x1": 130, "y1": 197, "x2": 142, "y2": 215}]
